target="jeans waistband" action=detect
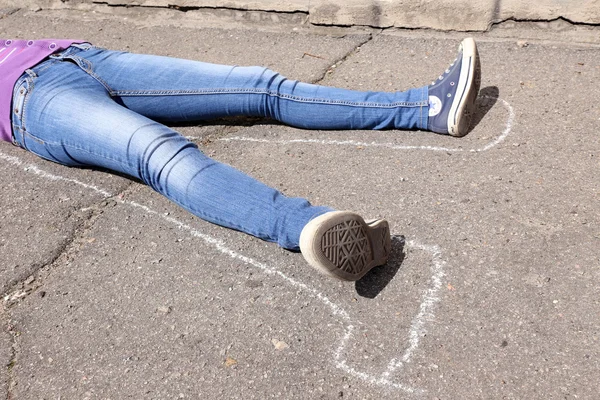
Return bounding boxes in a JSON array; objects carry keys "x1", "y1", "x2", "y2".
[
  {"x1": 25, "y1": 42, "x2": 92, "y2": 77},
  {"x1": 11, "y1": 43, "x2": 94, "y2": 145},
  {"x1": 52, "y1": 42, "x2": 93, "y2": 57}
]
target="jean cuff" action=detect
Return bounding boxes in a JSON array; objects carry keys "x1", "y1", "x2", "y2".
[
  {"x1": 282, "y1": 205, "x2": 334, "y2": 251},
  {"x1": 418, "y1": 85, "x2": 429, "y2": 131}
]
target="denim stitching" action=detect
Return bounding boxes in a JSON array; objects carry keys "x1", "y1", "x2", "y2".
[
  {"x1": 47, "y1": 46, "x2": 113, "y2": 93},
  {"x1": 423, "y1": 86, "x2": 429, "y2": 129},
  {"x1": 16, "y1": 73, "x2": 36, "y2": 134},
  {"x1": 11, "y1": 81, "x2": 27, "y2": 143},
  {"x1": 68, "y1": 55, "x2": 114, "y2": 93},
  {"x1": 56, "y1": 52, "x2": 115, "y2": 94},
  {"x1": 23, "y1": 126, "x2": 193, "y2": 169},
  {"x1": 419, "y1": 87, "x2": 425, "y2": 129},
  {"x1": 22, "y1": 131, "x2": 126, "y2": 165},
  {"x1": 112, "y1": 88, "x2": 428, "y2": 108},
  {"x1": 23, "y1": 130, "x2": 45, "y2": 145},
  {"x1": 85, "y1": 69, "x2": 114, "y2": 94},
  {"x1": 10, "y1": 125, "x2": 24, "y2": 148},
  {"x1": 20, "y1": 122, "x2": 129, "y2": 166},
  {"x1": 33, "y1": 59, "x2": 59, "y2": 74}
]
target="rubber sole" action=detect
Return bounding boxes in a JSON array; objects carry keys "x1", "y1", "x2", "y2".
[
  {"x1": 448, "y1": 37, "x2": 481, "y2": 137},
  {"x1": 299, "y1": 211, "x2": 391, "y2": 281}
]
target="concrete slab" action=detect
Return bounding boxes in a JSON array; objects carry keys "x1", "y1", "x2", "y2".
[
  {"x1": 4, "y1": 0, "x2": 600, "y2": 31},
  {"x1": 307, "y1": 0, "x2": 600, "y2": 30}
]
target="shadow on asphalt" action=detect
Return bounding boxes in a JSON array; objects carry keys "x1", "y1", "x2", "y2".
[
  {"x1": 470, "y1": 86, "x2": 500, "y2": 132},
  {"x1": 168, "y1": 115, "x2": 277, "y2": 128},
  {"x1": 355, "y1": 235, "x2": 405, "y2": 298}
]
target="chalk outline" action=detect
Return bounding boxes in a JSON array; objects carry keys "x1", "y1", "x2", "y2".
[
  {"x1": 1, "y1": 150, "x2": 447, "y2": 394},
  {"x1": 214, "y1": 96, "x2": 514, "y2": 153}
]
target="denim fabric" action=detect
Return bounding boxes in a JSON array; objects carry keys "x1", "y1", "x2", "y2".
[{"x1": 11, "y1": 44, "x2": 428, "y2": 249}]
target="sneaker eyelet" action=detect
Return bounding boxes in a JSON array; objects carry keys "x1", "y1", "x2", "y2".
[
  {"x1": 450, "y1": 82, "x2": 455, "y2": 86},
  {"x1": 447, "y1": 93, "x2": 452, "y2": 98}
]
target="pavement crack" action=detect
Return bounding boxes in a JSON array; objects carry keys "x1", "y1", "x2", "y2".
[
  {"x1": 311, "y1": 21, "x2": 394, "y2": 30},
  {"x1": 92, "y1": 1, "x2": 309, "y2": 15},
  {"x1": 1, "y1": 216, "x2": 81, "y2": 302},
  {"x1": 312, "y1": 32, "x2": 379, "y2": 84},
  {"x1": 1, "y1": 182, "x2": 132, "y2": 398},
  {"x1": 1, "y1": 192, "x2": 126, "y2": 308},
  {"x1": 4, "y1": 309, "x2": 19, "y2": 400},
  {"x1": 0, "y1": 7, "x2": 19, "y2": 19},
  {"x1": 490, "y1": 16, "x2": 600, "y2": 29}
]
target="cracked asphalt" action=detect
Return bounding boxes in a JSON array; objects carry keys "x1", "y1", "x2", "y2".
[{"x1": 1, "y1": 4, "x2": 600, "y2": 399}]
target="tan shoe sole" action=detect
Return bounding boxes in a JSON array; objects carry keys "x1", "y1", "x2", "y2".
[{"x1": 299, "y1": 211, "x2": 391, "y2": 281}]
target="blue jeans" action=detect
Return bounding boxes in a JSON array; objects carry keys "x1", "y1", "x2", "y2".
[{"x1": 11, "y1": 44, "x2": 429, "y2": 250}]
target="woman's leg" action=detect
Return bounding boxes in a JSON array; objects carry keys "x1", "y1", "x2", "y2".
[
  {"x1": 11, "y1": 58, "x2": 332, "y2": 250},
  {"x1": 52, "y1": 44, "x2": 429, "y2": 131}
]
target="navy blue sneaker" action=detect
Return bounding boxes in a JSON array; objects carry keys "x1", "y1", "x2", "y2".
[{"x1": 428, "y1": 38, "x2": 481, "y2": 137}]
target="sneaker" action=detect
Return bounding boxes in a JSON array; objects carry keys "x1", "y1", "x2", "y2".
[
  {"x1": 428, "y1": 38, "x2": 481, "y2": 137},
  {"x1": 299, "y1": 211, "x2": 391, "y2": 281}
]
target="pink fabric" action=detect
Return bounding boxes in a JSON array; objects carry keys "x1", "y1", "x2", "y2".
[{"x1": 0, "y1": 39, "x2": 84, "y2": 142}]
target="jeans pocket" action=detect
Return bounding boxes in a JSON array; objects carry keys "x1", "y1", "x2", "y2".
[
  {"x1": 12, "y1": 80, "x2": 28, "y2": 121},
  {"x1": 10, "y1": 72, "x2": 35, "y2": 147}
]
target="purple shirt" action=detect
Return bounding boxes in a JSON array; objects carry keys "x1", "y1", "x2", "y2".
[{"x1": 0, "y1": 39, "x2": 83, "y2": 142}]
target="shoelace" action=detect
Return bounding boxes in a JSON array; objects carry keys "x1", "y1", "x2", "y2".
[{"x1": 431, "y1": 58, "x2": 458, "y2": 86}]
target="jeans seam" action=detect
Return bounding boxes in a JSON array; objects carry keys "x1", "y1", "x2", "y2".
[
  {"x1": 17, "y1": 73, "x2": 36, "y2": 134},
  {"x1": 59, "y1": 54, "x2": 115, "y2": 94},
  {"x1": 112, "y1": 88, "x2": 428, "y2": 108},
  {"x1": 419, "y1": 90, "x2": 424, "y2": 129},
  {"x1": 87, "y1": 69, "x2": 114, "y2": 94},
  {"x1": 23, "y1": 131, "x2": 128, "y2": 166},
  {"x1": 47, "y1": 47, "x2": 115, "y2": 94},
  {"x1": 23, "y1": 130, "x2": 46, "y2": 145},
  {"x1": 33, "y1": 59, "x2": 59, "y2": 75}
]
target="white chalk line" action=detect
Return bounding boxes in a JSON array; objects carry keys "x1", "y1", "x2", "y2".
[
  {"x1": 382, "y1": 241, "x2": 446, "y2": 379},
  {"x1": 212, "y1": 96, "x2": 514, "y2": 153},
  {"x1": 0, "y1": 151, "x2": 113, "y2": 197},
  {"x1": 1, "y1": 150, "x2": 448, "y2": 394}
]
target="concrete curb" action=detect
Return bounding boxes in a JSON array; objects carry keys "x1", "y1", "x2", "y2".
[{"x1": 94, "y1": 0, "x2": 599, "y2": 31}]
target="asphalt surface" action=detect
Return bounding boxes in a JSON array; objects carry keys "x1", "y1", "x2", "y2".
[{"x1": 1, "y1": 5, "x2": 599, "y2": 400}]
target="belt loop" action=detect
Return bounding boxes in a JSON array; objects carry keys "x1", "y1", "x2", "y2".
[{"x1": 25, "y1": 68, "x2": 38, "y2": 79}]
